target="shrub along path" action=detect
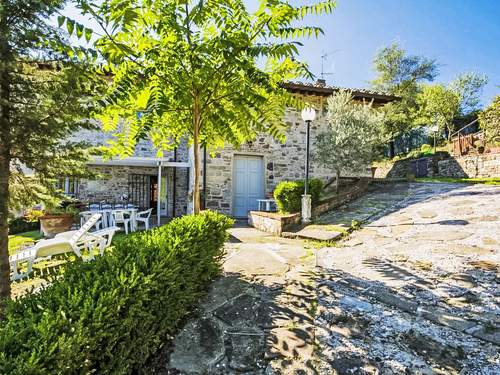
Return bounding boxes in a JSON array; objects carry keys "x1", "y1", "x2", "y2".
[{"x1": 165, "y1": 182, "x2": 499, "y2": 374}]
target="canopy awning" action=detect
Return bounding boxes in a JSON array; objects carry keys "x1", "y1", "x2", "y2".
[{"x1": 89, "y1": 156, "x2": 189, "y2": 168}]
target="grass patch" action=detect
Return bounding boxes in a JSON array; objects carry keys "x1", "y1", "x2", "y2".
[
  {"x1": 8, "y1": 231, "x2": 43, "y2": 255},
  {"x1": 416, "y1": 177, "x2": 500, "y2": 185}
]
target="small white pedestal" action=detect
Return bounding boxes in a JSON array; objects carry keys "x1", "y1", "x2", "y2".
[{"x1": 301, "y1": 194, "x2": 312, "y2": 224}]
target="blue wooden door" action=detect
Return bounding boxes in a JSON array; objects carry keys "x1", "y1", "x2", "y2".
[{"x1": 234, "y1": 155, "x2": 264, "y2": 217}]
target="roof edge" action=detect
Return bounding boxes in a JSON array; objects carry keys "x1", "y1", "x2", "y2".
[{"x1": 281, "y1": 81, "x2": 399, "y2": 103}]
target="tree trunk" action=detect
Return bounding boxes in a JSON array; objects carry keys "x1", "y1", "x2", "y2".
[
  {"x1": 388, "y1": 141, "x2": 395, "y2": 158},
  {"x1": 192, "y1": 98, "x2": 201, "y2": 214},
  {"x1": 0, "y1": 26, "x2": 12, "y2": 302},
  {"x1": 334, "y1": 170, "x2": 340, "y2": 195},
  {"x1": 0, "y1": 152, "x2": 10, "y2": 302}
]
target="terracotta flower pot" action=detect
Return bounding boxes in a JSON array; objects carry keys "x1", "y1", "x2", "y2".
[{"x1": 39, "y1": 214, "x2": 75, "y2": 237}]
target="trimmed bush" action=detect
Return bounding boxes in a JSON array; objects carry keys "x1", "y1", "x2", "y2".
[
  {"x1": 273, "y1": 179, "x2": 324, "y2": 213},
  {"x1": 8, "y1": 217, "x2": 39, "y2": 235},
  {"x1": 0, "y1": 211, "x2": 234, "y2": 374}
]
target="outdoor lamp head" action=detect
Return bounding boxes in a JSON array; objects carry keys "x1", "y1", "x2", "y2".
[{"x1": 301, "y1": 107, "x2": 316, "y2": 122}]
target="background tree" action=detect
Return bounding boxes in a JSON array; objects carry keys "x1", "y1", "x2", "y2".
[
  {"x1": 0, "y1": 1, "x2": 99, "y2": 301},
  {"x1": 74, "y1": 0, "x2": 335, "y2": 213},
  {"x1": 479, "y1": 95, "x2": 500, "y2": 144},
  {"x1": 415, "y1": 84, "x2": 460, "y2": 139},
  {"x1": 449, "y1": 72, "x2": 488, "y2": 115},
  {"x1": 415, "y1": 73, "x2": 488, "y2": 140},
  {"x1": 314, "y1": 91, "x2": 382, "y2": 193},
  {"x1": 370, "y1": 43, "x2": 439, "y2": 156}
]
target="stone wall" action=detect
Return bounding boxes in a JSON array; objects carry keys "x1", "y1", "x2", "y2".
[
  {"x1": 247, "y1": 211, "x2": 300, "y2": 236},
  {"x1": 204, "y1": 93, "x2": 371, "y2": 216},
  {"x1": 312, "y1": 178, "x2": 371, "y2": 218},
  {"x1": 373, "y1": 160, "x2": 411, "y2": 179},
  {"x1": 71, "y1": 129, "x2": 190, "y2": 162},
  {"x1": 374, "y1": 153, "x2": 500, "y2": 180},
  {"x1": 437, "y1": 153, "x2": 500, "y2": 178}
]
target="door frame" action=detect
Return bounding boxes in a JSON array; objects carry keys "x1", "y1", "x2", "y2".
[{"x1": 232, "y1": 153, "x2": 266, "y2": 218}]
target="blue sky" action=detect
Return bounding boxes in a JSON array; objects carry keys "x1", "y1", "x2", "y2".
[{"x1": 59, "y1": 0, "x2": 499, "y2": 106}]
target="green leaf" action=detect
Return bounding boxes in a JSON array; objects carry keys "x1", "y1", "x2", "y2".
[
  {"x1": 66, "y1": 19, "x2": 75, "y2": 36},
  {"x1": 76, "y1": 23, "x2": 84, "y2": 39},
  {"x1": 84, "y1": 28, "x2": 93, "y2": 43},
  {"x1": 57, "y1": 15, "x2": 66, "y2": 28}
]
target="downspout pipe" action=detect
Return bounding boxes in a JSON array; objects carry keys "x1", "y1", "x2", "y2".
[
  {"x1": 173, "y1": 147, "x2": 177, "y2": 217},
  {"x1": 203, "y1": 145, "x2": 207, "y2": 210}
]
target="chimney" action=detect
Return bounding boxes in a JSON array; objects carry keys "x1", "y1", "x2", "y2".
[{"x1": 316, "y1": 78, "x2": 326, "y2": 87}]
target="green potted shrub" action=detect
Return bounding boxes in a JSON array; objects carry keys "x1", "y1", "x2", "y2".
[{"x1": 39, "y1": 204, "x2": 79, "y2": 237}]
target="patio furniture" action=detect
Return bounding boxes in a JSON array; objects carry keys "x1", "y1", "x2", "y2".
[
  {"x1": 257, "y1": 199, "x2": 277, "y2": 212},
  {"x1": 55, "y1": 226, "x2": 120, "y2": 256},
  {"x1": 89, "y1": 203, "x2": 100, "y2": 210},
  {"x1": 80, "y1": 211, "x2": 102, "y2": 230},
  {"x1": 135, "y1": 208, "x2": 153, "y2": 230},
  {"x1": 112, "y1": 210, "x2": 133, "y2": 234},
  {"x1": 9, "y1": 214, "x2": 102, "y2": 280}
]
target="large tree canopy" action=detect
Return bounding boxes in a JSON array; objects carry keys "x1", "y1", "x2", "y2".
[
  {"x1": 0, "y1": 0, "x2": 100, "y2": 300},
  {"x1": 74, "y1": 0, "x2": 335, "y2": 213},
  {"x1": 449, "y1": 72, "x2": 488, "y2": 115},
  {"x1": 370, "y1": 43, "x2": 439, "y2": 155},
  {"x1": 415, "y1": 84, "x2": 460, "y2": 138}
]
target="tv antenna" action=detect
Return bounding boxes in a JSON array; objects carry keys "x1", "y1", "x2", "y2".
[{"x1": 320, "y1": 50, "x2": 340, "y2": 80}]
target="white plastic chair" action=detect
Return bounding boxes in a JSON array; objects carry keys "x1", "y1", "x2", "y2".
[
  {"x1": 56, "y1": 226, "x2": 120, "y2": 256},
  {"x1": 10, "y1": 214, "x2": 102, "y2": 280},
  {"x1": 135, "y1": 208, "x2": 153, "y2": 230},
  {"x1": 89, "y1": 203, "x2": 100, "y2": 211},
  {"x1": 80, "y1": 211, "x2": 102, "y2": 230},
  {"x1": 112, "y1": 210, "x2": 132, "y2": 234}
]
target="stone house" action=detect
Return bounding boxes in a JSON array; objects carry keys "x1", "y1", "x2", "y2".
[{"x1": 67, "y1": 81, "x2": 396, "y2": 218}]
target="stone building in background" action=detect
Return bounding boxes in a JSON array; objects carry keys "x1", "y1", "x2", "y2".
[{"x1": 66, "y1": 81, "x2": 396, "y2": 219}]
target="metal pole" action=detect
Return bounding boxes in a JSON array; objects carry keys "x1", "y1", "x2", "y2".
[
  {"x1": 203, "y1": 145, "x2": 207, "y2": 210},
  {"x1": 157, "y1": 161, "x2": 162, "y2": 227},
  {"x1": 304, "y1": 120, "x2": 311, "y2": 195},
  {"x1": 173, "y1": 147, "x2": 177, "y2": 217},
  {"x1": 434, "y1": 133, "x2": 437, "y2": 154}
]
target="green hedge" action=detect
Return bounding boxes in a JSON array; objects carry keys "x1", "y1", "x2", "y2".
[
  {"x1": 8, "y1": 217, "x2": 39, "y2": 235},
  {"x1": 0, "y1": 211, "x2": 234, "y2": 374},
  {"x1": 273, "y1": 179, "x2": 324, "y2": 213}
]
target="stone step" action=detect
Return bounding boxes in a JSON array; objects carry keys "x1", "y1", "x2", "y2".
[{"x1": 293, "y1": 226, "x2": 345, "y2": 242}]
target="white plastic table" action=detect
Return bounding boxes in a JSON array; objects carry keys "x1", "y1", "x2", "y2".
[
  {"x1": 257, "y1": 199, "x2": 276, "y2": 212},
  {"x1": 86, "y1": 208, "x2": 138, "y2": 231}
]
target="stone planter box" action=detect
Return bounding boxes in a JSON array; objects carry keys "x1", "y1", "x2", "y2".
[
  {"x1": 248, "y1": 211, "x2": 300, "y2": 236},
  {"x1": 39, "y1": 214, "x2": 74, "y2": 237}
]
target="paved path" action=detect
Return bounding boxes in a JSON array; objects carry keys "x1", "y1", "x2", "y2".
[
  {"x1": 166, "y1": 182, "x2": 499, "y2": 374},
  {"x1": 316, "y1": 182, "x2": 499, "y2": 374}
]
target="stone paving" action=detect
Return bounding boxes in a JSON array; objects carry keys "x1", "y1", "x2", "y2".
[
  {"x1": 166, "y1": 182, "x2": 499, "y2": 374},
  {"x1": 316, "y1": 182, "x2": 499, "y2": 374}
]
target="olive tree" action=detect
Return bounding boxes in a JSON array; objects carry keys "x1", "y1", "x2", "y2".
[{"x1": 314, "y1": 91, "x2": 383, "y2": 193}]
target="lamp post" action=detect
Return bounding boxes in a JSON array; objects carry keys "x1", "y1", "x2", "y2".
[
  {"x1": 301, "y1": 107, "x2": 316, "y2": 224},
  {"x1": 430, "y1": 124, "x2": 439, "y2": 154}
]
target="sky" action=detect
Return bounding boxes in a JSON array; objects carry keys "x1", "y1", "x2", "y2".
[{"x1": 59, "y1": 0, "x2": 500, "y2": 106}]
